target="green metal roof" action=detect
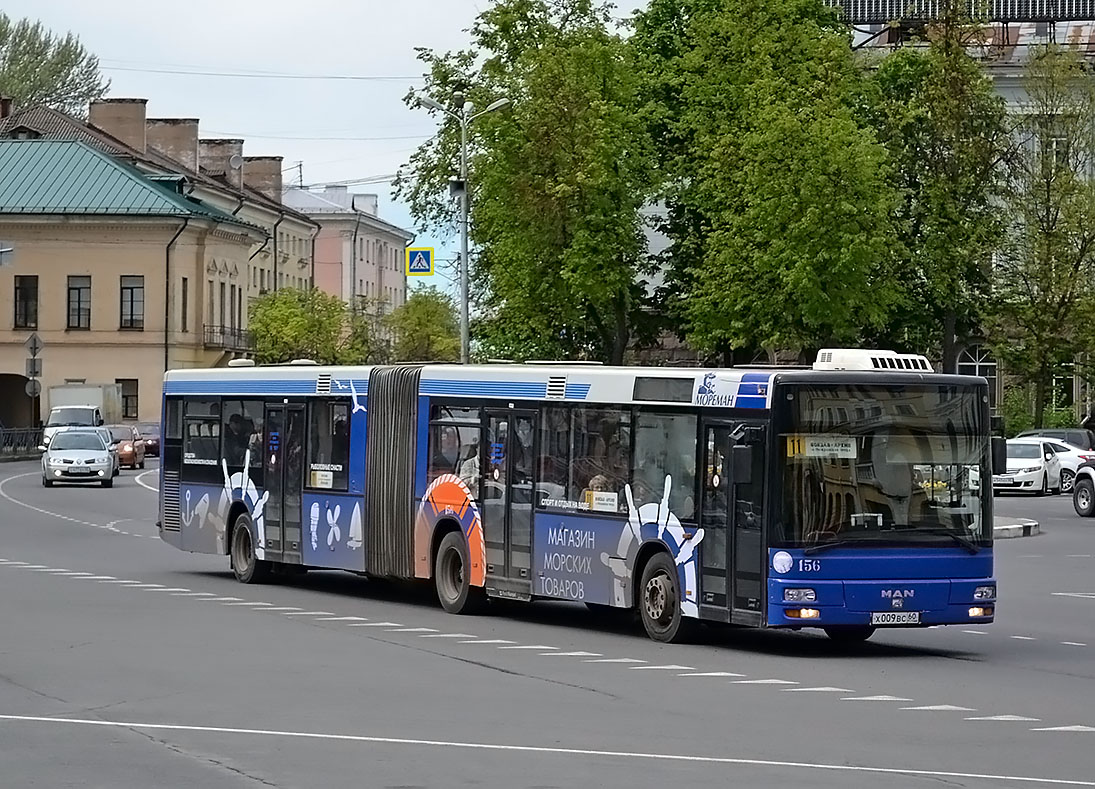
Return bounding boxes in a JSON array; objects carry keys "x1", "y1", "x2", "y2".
[{"x1": 0, "y1": 139, "x2": 261, "y2": 232}]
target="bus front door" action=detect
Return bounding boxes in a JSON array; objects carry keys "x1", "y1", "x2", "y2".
[
  {"x1": 482, "y1": 409, "x2": 536, "y2": 599},
  {"x1": 700, "y1": 423, "x2": 766, "y2": 625},
  {"x1": 262, "y1": 403, "x2": 306, "y2": 564}
]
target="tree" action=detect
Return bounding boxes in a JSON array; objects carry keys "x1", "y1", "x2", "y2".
[
  {"x1": 396, "y1": 0, "x2": 658, "y2": 364},
  {"x1": 248, "y1": 288, "x2": 384, "y2": 365},
  {"x1": 634, "y1": 0, "x2": 900, "y2": 357},
  {"x1": 866, "y1": 3, "x2": 1011, "y2": 369},
  {"x1": 386, "y1": 286, "x2": 460, "y2": 362},
  {"x1": 0, "y1": 13, "x2": 108, "y2": 115},
  {"x1": 987, "y1": 45, "x2": 1095, "y2": 427}
]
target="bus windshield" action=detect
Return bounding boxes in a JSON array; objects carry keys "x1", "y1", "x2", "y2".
[{"x1": 777, "y1": 383, "x2": 989, "y2": 549}]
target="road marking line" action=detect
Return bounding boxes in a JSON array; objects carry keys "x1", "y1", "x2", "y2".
[
  {"x1": 258, "y1": 606, "x2": 302, "y2": 611},
  {"x1": 146, "y1": 587, "x2": 190, "y2": 592},
  {"x1": 55, "y1": 572, "x2": 95, "y2": 576},
  {"x1": 314, "y1": 617, "x2": 370, "y2": 622},
  {"x1": 78, "y1": 576, "x2": 117, "y2": 580},
  {"x1": 458, "y1": 639, "x2": 513, "y2": 644},
  {"x1": 281, "y1": 611, "x2": 335, "y2": 616},
  {"x1": 99, "y1": 580, "x2": 142, "y2": 584},
  {"x1": 387, "y1": 627, "x2": 438, "y2": 633},
  {"x1": 733, "y1": 679, "x2": 798, "y2": 685},
  {"x1": 962, "y1": 630, "x2": 988, "y2": 635},
  {"x1": 1066, "y1": 555, "x2": 1092, "y2": 558},
  {"x1": 783, "y1": 687, "x2": 854, "y2": 693},
  {"x1": 540, "y1": 651, "x2": 601, "y2": 657},
  {"x1": 1052, "y1": 593, "x2": 1095, "y2": 600},
  {"x1": 966, "y1": 715, "x2": 1041, "y2": 721},
  {"x1": 1, "y1": 714, "x2": 1091, "y2": 787},
  {"x1": 1062, "y1": 642, "x2": 1088, "y2": 647},
  {"x1": 1031, "y1": 726, "x2": 1095, "y2": 732},
  {"x1": 1011, "y1": 636, "x2": 1036, "y2": 641},
  {"x1": 585, "y1": 658, "x2": 646, "y2": 663},
  {"x1": 19, "y1": 565, "x2": 48, "y2": 569},
  {"x1": 348, "y1": 622, "x2": 404, "y2": 627},
  {"x1": 419, "y1": 633, "x2": 476, "y2": 638},
  {"x1": 134, "y1": 470, "x2": 159, "y2": 492},
  {"x1": 129, "y1": 584, "x2": 167, "y2": 589},
  {"x1": 498, "y1": 645, "x2": 557, "y2": 650},
  {"x1": 677, "y1": 672, "x2": 745, "y2": 677},
  {"x1": 901, "y1": 705, "x2": 976, "y2": 711},
  {"x1": 841, "y1": 696, "x2": 913, "y2": 702},
  {"x1": 31, "y1": 568, "x2": 71, "y2": 572},
  {"x1": 223, "y1": 602, "x2": 273, "y2": 606},
  {"x1": 629, "y1": 665, "x2": 694, "y2": 671},
  {"x1": 200, "y1": 596, "x2": 243, "y2": 602},
  {"x1": 171, "y1": 592, "x2": 217, "y2": 596}
]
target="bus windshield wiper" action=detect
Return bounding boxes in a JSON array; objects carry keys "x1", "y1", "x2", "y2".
[
  {"x1": 804, "y1": 537, "x2": 888, "y2": 555},
  {"x1": 919, "y1": 528, "x2": 980, "y2": 554}
]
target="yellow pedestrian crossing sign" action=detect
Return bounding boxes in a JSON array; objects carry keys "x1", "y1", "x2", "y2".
[{"x1": 406, "y1": 247, "x2": 434, "y2": 276}]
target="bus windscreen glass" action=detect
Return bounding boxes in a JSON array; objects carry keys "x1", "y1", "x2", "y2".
[{"x1": 778, "y1": 383, "x2": 989, "y2": 548}]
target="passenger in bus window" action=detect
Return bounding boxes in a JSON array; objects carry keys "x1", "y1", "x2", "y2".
[
  {"x1": 224, "y1": 414, "x2": 248, "y2": 466},
  {"x1": 431, "y1": 426, "x2": 460, "y2": 477},
  {"x1": 458, "y1": 439, "x2": 480, "y2": 489}
]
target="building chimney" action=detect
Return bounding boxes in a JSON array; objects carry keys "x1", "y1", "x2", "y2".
[
  {"x1": 88, "y1": 98, "x2": 148, "y2": 153},
  {"x1": 242, "y1": 156, "x2": 284, "y2": 202},
  {"x1": 146, "y1": 118, "x2": 199, "y2": 171},
  {"x1": 198, "y1": 138, "x2": 244, "y2": 190},
  {"x1": 0, "y1": 97, "x2": 12, "y2": 119}
]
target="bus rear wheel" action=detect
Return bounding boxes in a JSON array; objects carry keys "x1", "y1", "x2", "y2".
[
  {"x1": 231, "y1": 513, "x2": 270, "y2": 584},
  {"x1": 435, "y1": 530, "x2": 485, "y2": 614},
  {"x1": 824, "y1": 626, "x2": 875, "y2": 644},
  {"x1": 639, "y1": 552, "x2": 697, "y2": 643}
]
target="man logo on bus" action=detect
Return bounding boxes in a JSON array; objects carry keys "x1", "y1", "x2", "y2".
[{"x1": 698, "y1": 372, "x2": 717, "y2": 395}]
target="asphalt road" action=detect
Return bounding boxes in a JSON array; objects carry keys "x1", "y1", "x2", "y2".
[{"x1": 0, "y1": 459, "x2": 1092, "y2": 788}]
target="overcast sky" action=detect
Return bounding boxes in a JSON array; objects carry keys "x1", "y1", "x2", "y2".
[{"x1": 6, "y1": 0, "x2": 541, "y2": 293}]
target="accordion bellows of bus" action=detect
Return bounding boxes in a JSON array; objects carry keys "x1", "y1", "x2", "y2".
[{"x1": 157, "y1": 349, "x2": 997, "y2": 644}]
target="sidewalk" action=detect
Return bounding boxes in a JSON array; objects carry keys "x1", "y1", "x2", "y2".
[{"x1": 994, "y1": 516, "x2": 1040, "y2": 539}]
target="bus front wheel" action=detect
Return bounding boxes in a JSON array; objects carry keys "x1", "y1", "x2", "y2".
[
  {"x1": 638, "y1": 552, "x2": 698, "y2": 643},
  {"x1": 231, "y1": 513, "x2": 270, "y2": 584},
  {"x1": 824, "y1": 626, "x2": 875, "y2": 644},
  {"x1": 435, "y1": 530, "x2": 485, "y2": 614}
]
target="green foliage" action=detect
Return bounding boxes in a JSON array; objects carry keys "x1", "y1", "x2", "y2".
[
  {"x1": 248, "y1": 288, "x2": 384, "y2": 365},
  {"x1": 387, "y1": 286, "x2": 460, "y2": 362},
  {"x1": 634, "y1": 0, "x2": 900, "y2": 355},
  {"x1": 866, "y1": 6, "x2": 1011, "y2": 370},
  {"x1": 0, "y1": 13, "x2": 108, "y2": 115},
  {"x1": 987, "y1": 45, "x2": 1095, "y2": 426},
  {"x1": 1000, "y1": 385, "x2": 1034, "y2": 436},
  {"x1": 395, "y1": 0, "x2": 658, "y2": 363}
]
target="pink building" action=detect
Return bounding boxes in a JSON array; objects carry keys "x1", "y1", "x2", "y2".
[{"x1": 283, "y1": 186, "x2": 413, "y2": 310}]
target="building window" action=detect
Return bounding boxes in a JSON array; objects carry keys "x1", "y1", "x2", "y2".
[
  {"x1": 229, "y1": 284, "x2": 237, "y2": 329},
  {"x1": 207, "y1": 280, "x2": 214, "y2": 323},
  {"x1": 236, "y1": 287, "x2": 243, "y2": 329},
  {"x1": 14, "y1": 275, "x2": 37, "y2": 329},
  {"x1": 117, "y1": 379, "x2": 138, "y2": 419},
  {"x1": 120, "y1": 275, "x2": 144, "y2": 329},
  {"x1": 219, "y1": 282, "x2": 226, "y2": 326},
  {"x1": 958, "y1": 345, "x2": 998, "y2": 410},
  {"x1": 67, "y1": 275, "x2": 91, "y2": 329},
  {"x1": 181, "y1": 277, "x2": 189, "y2": 332}
]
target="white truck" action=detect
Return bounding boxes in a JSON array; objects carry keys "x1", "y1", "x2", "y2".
[{"x1": 43, "y1": 384, "x2": 124, "y2": 446}]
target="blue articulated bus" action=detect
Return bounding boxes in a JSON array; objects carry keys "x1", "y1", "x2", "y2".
[{"x1": 158, "y1": 348, "x2": 998, "y2": 643}]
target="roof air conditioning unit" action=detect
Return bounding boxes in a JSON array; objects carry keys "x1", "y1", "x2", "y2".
[{"x1": 813, "y1": 349, "x2": 932, "y2": 372}]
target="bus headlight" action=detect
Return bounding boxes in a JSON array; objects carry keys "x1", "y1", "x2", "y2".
[
  {"x1": 973, "y1": 585, "x2": 995, "y2": 600},
  {"x1": 969, "y1": 606, "x2": 994, "y2": 617},
  {"x1": 783, "y1": 588, "x2": 817, "y2": 602}
]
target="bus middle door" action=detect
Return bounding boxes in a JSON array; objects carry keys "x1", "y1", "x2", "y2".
[
  {"x1": 263, "y1": 402, "x2": 306, "y2": 564},
  {"x1": 482, "y1": 408, "x2": 536, "y2": 600}
]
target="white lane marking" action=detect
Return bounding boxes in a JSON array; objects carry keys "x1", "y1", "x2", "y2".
[
  {"x1": 259, "y1": 606, "x2": 303, "y2": 612},
  {"x1": 962, "y1": 630, "x2": 988, "y2": 635},
  {"x1": 1, "y1": 714, "x2": 1092, "y2": 787},
  {"x1": 281, "y1": 611, "x2": 334, "y2": 616},
  {"x1": 1011, "y1": 636, "x2": 1036, "y2": 641},
  {"x1": 1052, "y1": 593, "x2": 1095, "y2": 600},
  {"x1": 171, "y1": 592, "x2": 216, "y2": 597},
  {"x1": 31, "y1": 568, "x2": 71, "y2": 572},
  {"x1": 458, "y1": 639, "x2": 514, "y2": 644},
  {"x1": 629, "y1": 665, "x2": 694, "y2": 671},
  {"x1": 54, "y1": 572, "x2": 95, "y2": 576},
  {"x1": 1062, "y1": 642, "x2": 1088, "y2": 647},
  {"x1": 901, "y1": 705, "x2": 976, "y2": 712},
  {"x1": 387, "y1": 627, "x2": 438, "y2": 633},
  {"x1": 540, "y1": 651, "x2": 601, "y2": 657},
  {"x1": 200, "y1": 596, "x2": 243, "y2": 602},
  {"x1": 420, "y1": 633, "x2": 476, "y2": 639},
  {"x1": 99, "y1": 580, "x2": 142, "y2": 585},
  {"x1": 1066, "y1": 555, "x2": 1092, "y2": 558},
  {"x1": 19, "y1": 565, "x2": 48, "y2": 569},
  {"x1": 78, "y1": 576, "x2": 117, "y2": 581},
  {"x1": 677, "y1": 672, "x2": 745, "y2": 677},
  {"x1": 841, "y1": 696, "x2": 913, "y2": 702},
  {"x1": 0, "y1": 474, "x2": 118, "y2": 532},
  {"x1": 584, "y1": 658, "x2": 646, "y2": 663},
  {"x1": 783, "y1": 687, "x2": 854, "y2": 693},
  {"x1": 498, "y1": 645, "x2": 557, "y2": 650},
  {"x1": 1031, "y1": 726, "x2": 1095, "y2": 732},
  {"x1": 146, "y1": 587, "x2": 191, "y2": 592},
  {"x1": 966, "y1": 715, "x2": 1041, "y2": 721},
  {"x1": 134, "y1": 470, "x2": 159, "y2": 493},
  {"x1": 129, "y1": 584, "x2": 166, "y2": 589},
  {"x1": 348, "y1": 622, "x2": 404, "y2": 627},
  {"x1": 733, "y1": 679, "x2": 798, "y2": 685},
  {"x1": 314, "y1": 617, "x2": 370, "y2": 622},
  {"x1": 223, "y1": 602, "x2": 273, "y2": 607}
]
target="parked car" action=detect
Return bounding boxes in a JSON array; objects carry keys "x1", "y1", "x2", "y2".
[
  {"x1": 137, "y1": 422, "x2": 160, "y2": 457},
  {"x1": 993, "y1": 437, "x2": 1063, "y2": 495},
  {"x1": 1017, "y1": 428, "x2": 1095, "y2": 452},
  {"x1": 1043, "y1": 441, "x2": 1095, "y2": 493},
  {"x1": 106, "y1": 424, "x2": 146, "y2": 469},
  {"x1": 41, "y1": 430, "x2": 114, "y2": 488}
]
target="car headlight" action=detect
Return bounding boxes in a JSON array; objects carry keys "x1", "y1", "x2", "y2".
[
  {"x1": 122, "y1": 443, "x2": 132, "y2": 452},
  {"x1": 1019, "y1": 466, "x2": 1041, "y2": 473},
  {"x1": 974, "y1": 585, "x2": 996, "y2": 600},
  {"x1": 98, "y1": 456, "x2": 109, "y2": 464},
  {"x1": 48, "y1": 458, "x2": 62, "y2": 466}
]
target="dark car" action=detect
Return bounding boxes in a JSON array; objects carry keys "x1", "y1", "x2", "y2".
[
  {"x1": 137, "y1": 422, "x2": 160, "y2": 457},
  {"x1": 1017, "y1": 428, "x2": 1095, "y2": 451}
]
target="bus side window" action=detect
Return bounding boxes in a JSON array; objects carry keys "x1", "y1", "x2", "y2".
[{"x1": 307, "y1": 400, "x2": 349, "y2": 490}]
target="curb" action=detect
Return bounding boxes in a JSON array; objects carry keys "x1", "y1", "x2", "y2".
[
  {"x1": 994, "y1": 518, "x2": 1040, "y2": 539},
  {"x1": 0, "y1": 455, "x2": 38, "y2": 463}
]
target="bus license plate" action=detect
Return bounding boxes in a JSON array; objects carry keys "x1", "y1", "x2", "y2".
[{"x1": 871, "y1": 611, "x2": 921, "y2": 626}]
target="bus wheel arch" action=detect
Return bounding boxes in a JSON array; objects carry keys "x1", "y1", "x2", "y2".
[
  {"x1": 224, "y1": 501, "x2": 250, "y2": 557},
  {"x1": 433, "y1": 526, "x2": 485, "y2": 614}
]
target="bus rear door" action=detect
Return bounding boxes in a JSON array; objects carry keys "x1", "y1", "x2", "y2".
[
  {"x1": 262, "y1": 402, "x2": 306, "y2": 563},
  {"x1": 482, "y1": 408, "x2": 536, "y2": 599}
]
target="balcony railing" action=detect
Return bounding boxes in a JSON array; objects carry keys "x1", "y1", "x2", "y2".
[
  {"x1": 1, "y1": 427, "x2": 44, "y2": 456},
  {"x1": 203, "y1": 325, "x2": 253, "y2": 351}
]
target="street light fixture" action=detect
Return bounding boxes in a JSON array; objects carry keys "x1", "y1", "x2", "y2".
[{"x1": 415, "y1": 91, "x2": 510, "y2": 364}]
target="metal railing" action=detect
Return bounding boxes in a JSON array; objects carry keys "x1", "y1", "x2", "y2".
[
  {"x1": 0, "y1": 427, "x2": 44, "y2": 455},
  {"x1": 203, "y1": 325, "x2": 253, "y2": 351}
]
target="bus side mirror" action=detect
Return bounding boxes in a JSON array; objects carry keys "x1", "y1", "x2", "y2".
[
  {"x1": 732, "y1": 444, "x2": 754, "y2": 486},
  {"x1": 991, "y1": 437, "x2": 1007, "y2": 475}
]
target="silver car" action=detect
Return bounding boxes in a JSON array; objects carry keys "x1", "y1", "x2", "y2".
[{"x1": 40, "y1": 430, "x2": 114, "y2": 488}]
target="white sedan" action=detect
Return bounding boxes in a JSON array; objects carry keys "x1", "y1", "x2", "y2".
[
  {"x1": 1044, "y1": 441, "x2": 1095, "y2": 494},
  {"x1": 993, "y1": 438, "x2": 1062, "y2": 496}
]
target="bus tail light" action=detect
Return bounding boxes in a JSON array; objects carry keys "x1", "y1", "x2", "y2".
[{"x1": 785, "y1": 608, "x2": 820, "y2": 619}]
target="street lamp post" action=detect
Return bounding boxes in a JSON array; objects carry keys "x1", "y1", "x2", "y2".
[{"x1": 416, "y1": 93, "x2": 510, "y2": 364}]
